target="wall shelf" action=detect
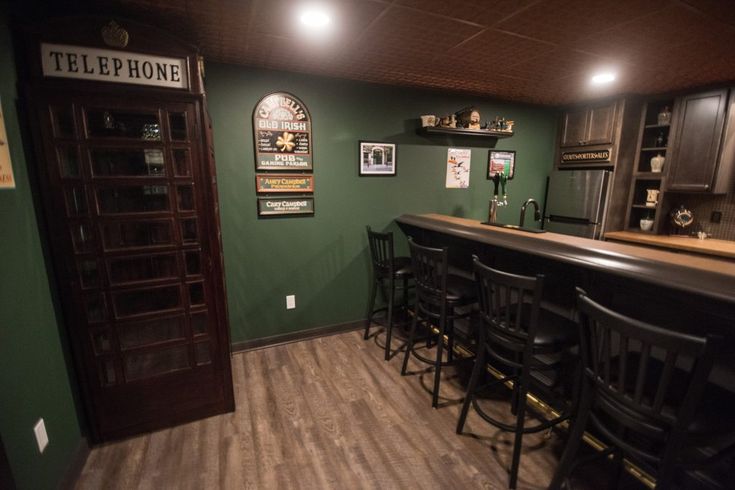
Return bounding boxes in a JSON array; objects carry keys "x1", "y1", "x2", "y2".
[{"x1": 419, "y1": 126, "x2": 514, "y2": 138}]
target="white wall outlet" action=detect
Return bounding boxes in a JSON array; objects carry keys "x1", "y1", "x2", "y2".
[
  {"x1": 33, "y1": 418, "x2": 48, "y2": 453},
  {"x1": 286, "y1": 295, "x2": 296, "y2": 310}
]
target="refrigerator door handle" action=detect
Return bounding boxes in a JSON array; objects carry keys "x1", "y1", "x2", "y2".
[{"x1": 547, "y1": 215, "x2": 596, "y2": 225}]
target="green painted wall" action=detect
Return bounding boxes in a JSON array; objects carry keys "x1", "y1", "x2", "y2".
[
  {"x1": 0, "y1": 10, "x2": 84, "y2": 490},
  {"x1": 206, "y1": 64, "x2": 558, "y2": 342}
]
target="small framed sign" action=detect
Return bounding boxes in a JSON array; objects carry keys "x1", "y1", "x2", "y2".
[
  {"x1": 255, "y1": 174, "x2": 314, "y2": 193},
  {"x1": 487, "y1": 150, "x2": 515, "y2": 180},
  {"x1": 359, "y1": 141, "x2": 396, "y2": 176},
  {"x1": 257, "y1": 197, "x2": 314, "y2": 217}
]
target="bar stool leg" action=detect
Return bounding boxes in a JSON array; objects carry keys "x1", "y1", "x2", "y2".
[
  {"x1": 384, "y1": 278, "x2": 395, "y2": 361},
  {"x1": 432, "y1": 317, "x2": 446, "y2": 408},
  {"x1": 509, "y1": 379, "x2": 529, "y2": 489},
  {"x1": 548, "y1": 388, "x2": 593, "y2": 490},
  {"x1": 457, "y1": 345, "x2": 486, "y2": 434},
  {"x1": 401, "y1": 305, "x2": 419, "y2": 376},
  {"x1": 364, "y1": 277, "x2": 378, "y2": 340},
  {"x1": 447, "y1": 318, "x2": 455, "y2": 363}
]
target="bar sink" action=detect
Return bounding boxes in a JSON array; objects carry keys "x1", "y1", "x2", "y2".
[{"x1": 480, "y1": 222, "x2": 547, "y2": 234}]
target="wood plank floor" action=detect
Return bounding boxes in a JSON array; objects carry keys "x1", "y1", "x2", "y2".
[{"x1": 75, "y1": 329, "x2": 607, "y2": 489}]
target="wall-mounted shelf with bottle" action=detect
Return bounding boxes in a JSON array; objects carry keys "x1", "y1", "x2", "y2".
[
  {"x1": 419, "y1": 126, "x2": 514, "y2": 138},
  {"x1": 623, "y1": 98, "x2": 675, "y2": 233}
]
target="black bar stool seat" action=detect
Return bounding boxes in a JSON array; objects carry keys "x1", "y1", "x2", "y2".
[
  {"x1": 364, "y1": 226, "x2": 414, "y2": 361},
  {"x1": 444, "y1": 275, "x2": 476, "y2": 305}
]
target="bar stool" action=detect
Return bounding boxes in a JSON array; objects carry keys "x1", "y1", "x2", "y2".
[
  {"x1": 401, "y1": 238, "x2": 476, "y2": 408},
  {"x1": 549, "y1": 289, "x2": 735, "y2": 490},
  {"x1": 456, "y1": 256, "x2": 578, "y2": 490},
  {"x1": 364, "y1": 226, "x2": 414, "y2": 361}
]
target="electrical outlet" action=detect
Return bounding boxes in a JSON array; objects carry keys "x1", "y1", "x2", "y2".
[
  {"x1": 286, "y1": 295, "x2": 296, "y2": 310},
  {"x1": 33, "y1": 419, "x2": 48, "y2": 453}
]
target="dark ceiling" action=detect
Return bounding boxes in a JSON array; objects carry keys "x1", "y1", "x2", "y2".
[{"x1": 103, "y1": 0, "x2": 735, "y2": 106}]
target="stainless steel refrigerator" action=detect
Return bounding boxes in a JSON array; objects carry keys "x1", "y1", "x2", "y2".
[{"x1": 542, "y1": 169, "x2": 612, "y2": 239}]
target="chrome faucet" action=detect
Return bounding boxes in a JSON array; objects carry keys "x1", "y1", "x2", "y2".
[{"x1": 519, "y1": 198, "x2": 541, "y2": 227}]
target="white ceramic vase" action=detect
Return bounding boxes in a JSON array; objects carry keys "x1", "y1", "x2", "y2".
[
  {"x1": 650, "y1": 153, "x2": 665, "y2": 173},
  {"x1": 640, "y1": 218, "x2": 654, "y2": 231}
]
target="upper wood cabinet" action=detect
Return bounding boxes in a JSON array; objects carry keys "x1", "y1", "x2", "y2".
[
  {"x1": 666, "y1": 89, "x2": 731, "y2": 193},
  {"x1": 560, "y1": 100, "x2": 617, "y2": 147}
]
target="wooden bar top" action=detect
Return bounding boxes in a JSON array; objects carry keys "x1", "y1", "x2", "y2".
[
  {"x1": 396, "y1": 213, "x2": 735, "y2": 304},
  {"x1": 604, "y1": 230, "x2": 735, "y2": 260}
]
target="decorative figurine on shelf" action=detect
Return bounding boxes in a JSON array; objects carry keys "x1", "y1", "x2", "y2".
[
  {"x1": 650, "y1": 153, "x2": 665, "y2": 173},
  {"x1": 420, "y1": 114, "x2": 438, "y2": 127},
  {"x1": 655, "y1": 131, "x2": 666, "y2": 148},
  {"x1": 456, "y1": 107, "x2": 481, "y2": 129},
  {"x1": 670, "y1": 204, "x2": 694, "y2": 235},
  {"x1": 657, "y1": 106, "x2": 672, "y2": 126},
  {"x1": 483, "y1": 116, "x2": 514, "y2": 132},
  {"x1": 438, "y1": 114, "x2": 457, "y2": 128}
]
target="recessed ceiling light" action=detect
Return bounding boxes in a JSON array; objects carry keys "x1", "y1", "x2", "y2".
[
  {"x1": 591, "y1": 72, "x2": 616, "y2": 85},
  {"x1": 299, "y1": 6, "x2": 332, "y2": 29}
]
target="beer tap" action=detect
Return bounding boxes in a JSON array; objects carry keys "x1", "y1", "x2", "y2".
[{"x1": 488, "y1": 174, "x2": 508, "y2": 224}]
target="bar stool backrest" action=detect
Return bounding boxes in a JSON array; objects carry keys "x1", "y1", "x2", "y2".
[
  {"x1": 366, "y1": 226, "x2": 395, "y2": 278},
  {"x1": 473, "y1": 256, "x2": 544, "y2": 369},
  {"x1": 408, "y1": 238, "x2": 448, "y2": 308},
  {"x1": 575, "y1": 288, "x2": 719, "y2": 468}
]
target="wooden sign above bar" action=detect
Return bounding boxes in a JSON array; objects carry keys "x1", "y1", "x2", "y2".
[
  {"x1": 257, "y1": 197, "x2": 314, "y2": 217},
  {"x1": 41, "y1": 43, "x2": 189, "y2": 89},
  {"x1": 561, "y1": 148, "x2": 611, "y2": 164},
  {"x1": 255, "y1": 173, "x2": 314, "y2": 193}
]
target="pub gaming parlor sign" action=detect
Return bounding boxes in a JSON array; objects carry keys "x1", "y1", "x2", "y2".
[{"x1": 253, "y1": 92, "x2": 312, "y2": 171}]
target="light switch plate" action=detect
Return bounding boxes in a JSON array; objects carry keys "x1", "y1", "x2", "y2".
[
  {"x1": 34, "y1": 418, "x2": 48, "y2": 453},
  {"x1": 286, "y1": 295, "x2": 296, "y2": 310}
]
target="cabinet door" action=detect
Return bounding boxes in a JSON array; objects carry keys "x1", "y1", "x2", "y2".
[
  {"x1": 586, "y1": 102, "x2": 617, "y2": 145},
  {"x1": 560, "y1": 108, "x2": 589, "y2": 147},
  {"x1": 667, "y1": 89, "x2": 728, "y2": 192}
]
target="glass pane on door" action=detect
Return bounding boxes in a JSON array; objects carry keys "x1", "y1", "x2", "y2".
[
  {"x1": 97, "y1": 185, "x2": 170, "y2": 214},
  {"x1": 108, "y1": 253, "x2": 179, "y2": 285},
  {"x1": 102, "y1": 220, "x2": 174, "y2": 250},
  {"x1": 91, "y1": 148, "x2": 166, "y2": 177},
  {"x1": 86, "y1": 109, "x2": 161, "y2": 141},
  {"x1": 113, "y1": 285, "x2": 181, "y2": 319},
  {"x1": 118, "y1": 316, "x2": 186, "y2": 349},
  {"x1": 124, "y1": 345, "x2": 189, "y2": 381}
]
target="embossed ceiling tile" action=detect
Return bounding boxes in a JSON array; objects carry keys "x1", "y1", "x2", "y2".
[
  {"x1": 442, "y1": 28, "x2": 555, "y2": 72},
  {"x1": 353, "y1": 5, "x2": 484, "y2": 60},
  {"x1": 680, "y1": 0, "x2": 735, "y2": 27},
  {"x1": 501, "y1": 47, "x2": 613, "y2": 82},
  {"x1": 249, "y1": 0, "x2": 388, "y2": 42},
  {"x1": 393, "y1": 0, "x2": 537, "y2": 27},
  {"x1": 494, "y1": 0, "x2": 670, "y2": 45}
]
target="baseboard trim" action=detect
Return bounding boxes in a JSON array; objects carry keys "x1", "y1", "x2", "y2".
[
  {"x1": 58, "y1": 437, "x2": 90, "y2": 490},
  {"x1": 231, "y1": 320, "x2": 363, "y2": 353}
]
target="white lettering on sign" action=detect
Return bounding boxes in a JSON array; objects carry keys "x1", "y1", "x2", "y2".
[{"x1": 41, "y1": 43, "x2": 189, "y2": 89}]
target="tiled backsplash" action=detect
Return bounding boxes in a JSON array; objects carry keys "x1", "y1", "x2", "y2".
[{"x1": 666, "y1": 191, "x2": 735, "y2": 241}]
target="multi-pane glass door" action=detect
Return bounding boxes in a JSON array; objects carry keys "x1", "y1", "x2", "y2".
[{"x1": 37, "y1": 95, "x2": 232, "y2": 440}]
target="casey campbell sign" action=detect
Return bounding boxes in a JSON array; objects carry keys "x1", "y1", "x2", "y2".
[
  {"x1": 257, "y1": 197, "x2": 314, "y2": 217},
  {"x1": 41, "y1": 43, "x2": 189, "y2": 89}
]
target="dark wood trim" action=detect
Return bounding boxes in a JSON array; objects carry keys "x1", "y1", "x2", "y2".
[
  {"x1": 0, "y1": 436, "x2": 15, "y2": 490},
  {"x1": 58, "y1": 437, "x2": 90, "y2": 490},
  {"x1": 231, "y1": 320, "x2": 363, "y2": 353}
]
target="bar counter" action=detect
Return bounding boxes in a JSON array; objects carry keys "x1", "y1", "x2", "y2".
[{"x1": 396, "y1": 213, "x2": 735, "y2": 348}]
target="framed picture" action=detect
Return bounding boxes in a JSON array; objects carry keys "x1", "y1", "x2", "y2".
[
  {"x1": 487, "y1": 150, "x2": 515, "y2": 180},
  {"x1": 359, "y1": 141, "x2": 396, "y2": 176}
]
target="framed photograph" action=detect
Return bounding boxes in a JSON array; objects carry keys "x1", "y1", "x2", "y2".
[
  {"x1": 487, "y1": 150, "x2": 515, "y2": 180},
  {"x1": 359, "y1": 141, "x2": 396, "y2": 176}
]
